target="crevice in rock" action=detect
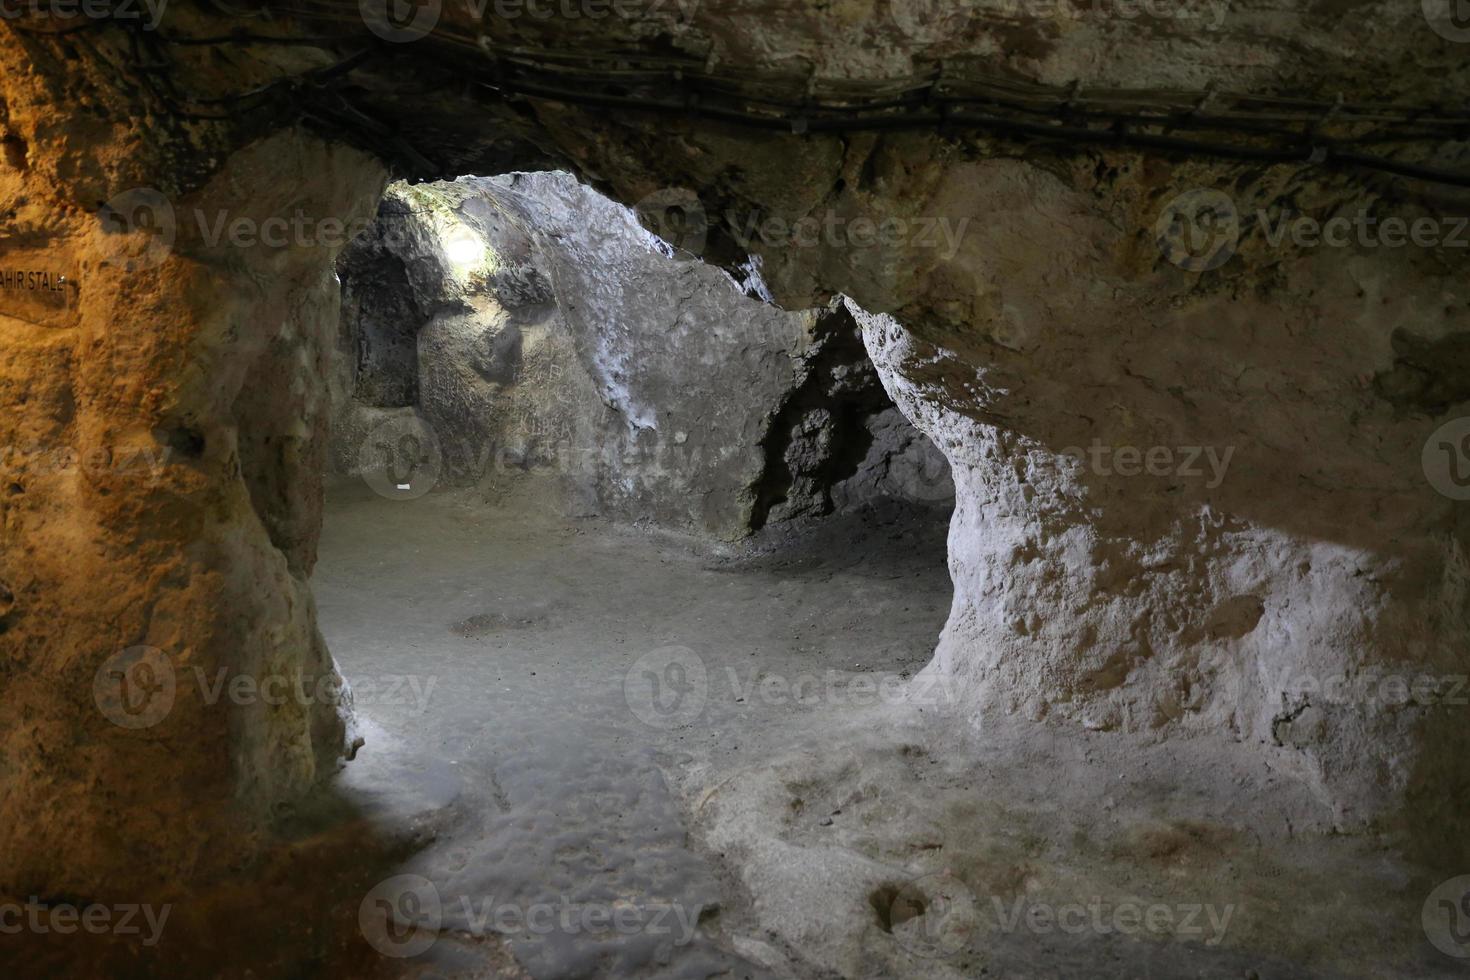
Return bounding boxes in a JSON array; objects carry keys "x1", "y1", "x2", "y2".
[
  {"x1": 154, "y1": 424, "x2": 204, "y2": 459},
  {"x1": 336, "y1": 197, "x2": 431, "y2": 410},
  {"x1": 1372, "y1": 327, "x2": 1470, "y2": 415},
  {"x1": 2, "y1": 133, "x2": 27, "y2": 171},
  {"x1": 749, "y1": 304, "x2": 900, "y2": 530},
  {"x1": 329, "y1": 173, "x2": 952, "y2": 538},
  {"x1": 1271, "y1": 696, "x2": 1313, "y2": 747},
  {"x1": 869, "y1": 882, "x2": 928, "y2": 933}
]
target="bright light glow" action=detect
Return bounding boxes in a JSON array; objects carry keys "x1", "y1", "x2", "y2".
[{"x1": 444, "y1": 229, "x2": 483, "y2": 269}]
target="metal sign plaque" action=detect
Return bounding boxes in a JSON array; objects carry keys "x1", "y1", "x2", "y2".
[{"x1": 0, "y1": 250, "x2": 79, "y2": 328}]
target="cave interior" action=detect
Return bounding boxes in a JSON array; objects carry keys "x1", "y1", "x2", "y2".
[{"x1": 2, "y1": 3, "x2": 1470, "y2": 978}]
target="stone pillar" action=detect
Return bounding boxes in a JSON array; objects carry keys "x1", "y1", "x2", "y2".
[
  {"x1": 850, "y1": 158, "x2": 1470, "y2": 860},
  {"x1": 0, "y1": 99, "x2": 384, "y2": 897}
]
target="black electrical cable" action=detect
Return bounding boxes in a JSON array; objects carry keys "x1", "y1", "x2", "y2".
[
  {"x1": 8, "y1": 13, "x2": 1469, "y2": 188},
  {"x1": 475, "y1": 77, "x2": 1470, "y2": 188}
]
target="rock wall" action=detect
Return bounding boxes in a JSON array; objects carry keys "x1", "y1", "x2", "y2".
[
  {"x1": 837, "y1": 158, "x2": 1470, "y2": 860},
  {"x1": 507, "y1": 106, "x2": 1470, "y2": 856},
  {"x1": 0, "y1": 29, "x2": 386, "y2": 898},
  {"x1": 3, "y1": 0, "x2": 1468, "y2": 905},
  {"x1": 329, "y1": 173, "x2": 952, "y2": 538}
]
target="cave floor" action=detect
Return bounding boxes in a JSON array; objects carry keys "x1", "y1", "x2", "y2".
[
  {"x1": 311, "y1": 480, "x2": 952, "y2": 980},
  {"x1": 295, "y1": 481, "x2": 1452, "y2": 980}
]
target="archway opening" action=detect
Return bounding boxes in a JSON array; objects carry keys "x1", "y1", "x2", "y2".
[{"x1": 313, "y1": 172, "x2": 956, "y2": 976}]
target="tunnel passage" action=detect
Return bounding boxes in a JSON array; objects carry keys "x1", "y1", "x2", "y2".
[
  {"x1": 4, "y1": 8, "x2": 1469, "y2": 975},
  {"x1": 327, "y1": 172, "x2": 954, "y2": 538},
  {"x1": 310, "y1": 172, "x2": 960, "y2": 978}
]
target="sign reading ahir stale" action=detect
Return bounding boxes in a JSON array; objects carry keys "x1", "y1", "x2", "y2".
[{"x1": 0, "y1": 256, "x2": 79, "y2": 328}]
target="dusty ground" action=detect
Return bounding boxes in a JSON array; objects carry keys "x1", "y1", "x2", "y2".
[
  {"x1": 311, "y1": 479, "x2": 953, "y2": 979},
  {"x1": 305, "y1": 481, "x2": 1457, "y2": 980},
  {"x1": 15, "y1": 481, "x2": 1452, "y2": 978}
]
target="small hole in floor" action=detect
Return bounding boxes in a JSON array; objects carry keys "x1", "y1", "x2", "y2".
[{"x1": 869, "y1": 882, "x2": 927, "y2": 933}]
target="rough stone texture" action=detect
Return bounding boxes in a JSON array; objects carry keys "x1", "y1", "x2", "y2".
[
  {"x1": 754, "y1": 315, "x2": 955, "y2": 526},
  {"x1": 330, "y1": 173, "x2": 950, "y2": 537},
  {"x1": 3, "y1": 0, "x2": 1468, "y2": 921},
  {"x1": 0, "y1": 29, "x2": 386, "y2": 899},
  {"x1": 844, "y1": 157, "x2": 1470, "y2": 861},
  {"x1": 519, "y1": 118, "x2": 1470, "y2": 860}
]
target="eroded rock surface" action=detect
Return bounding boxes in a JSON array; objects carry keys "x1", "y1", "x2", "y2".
[
  {"x1": 330, "y1": 173, "x2": 951, "y2": 537},
  {"x1": 2, "y1": 3, "x2": 1468, "y2": 963},
  {"x1": 0, "y1": 117, "x2": 385, "y2": 904},
  {"x1": 843, "y1": 157, "x2": 1470, "y2": 860}
]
